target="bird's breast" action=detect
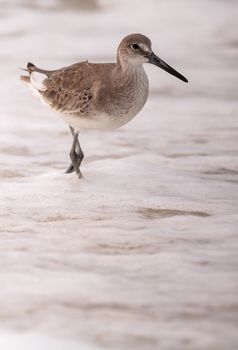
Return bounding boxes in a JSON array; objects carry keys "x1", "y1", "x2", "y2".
[{"x1": 97, "y1": 66, "x2": 149, "y2": 125}]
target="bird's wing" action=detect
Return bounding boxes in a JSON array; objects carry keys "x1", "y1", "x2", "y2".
[{"x1": 38, "y1": 62, "x2": 96, "y2": 114}]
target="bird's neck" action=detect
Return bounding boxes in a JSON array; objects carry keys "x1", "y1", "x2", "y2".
[{"x1": 114, "y1": 59, "x2": 147, "y2": 86}]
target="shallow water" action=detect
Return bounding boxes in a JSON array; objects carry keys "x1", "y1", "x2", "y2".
[{"x1": 0, "y1": 0, "x2": 238, "y2": 349}]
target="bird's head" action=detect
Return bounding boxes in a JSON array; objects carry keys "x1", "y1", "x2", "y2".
[{"x1": 117, "y1": 33, "x2": 188, "y2": 83}]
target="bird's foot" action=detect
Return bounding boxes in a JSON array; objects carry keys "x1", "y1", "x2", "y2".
[
  {"x1": 69, "y1": 151, "x2": 84, "y2": 179},
  {"x1": 65, "y1": 163, "x2": 75, "y2": 174},
  {"x1": 78, "y1": 170, "x2": 83, "y2": 179}
]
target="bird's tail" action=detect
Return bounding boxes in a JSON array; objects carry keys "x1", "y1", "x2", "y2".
[
  {"x1": 20, "y1": 62, "x2": 52, "y2": 91},
  {"x1": 20, "y1": 62, "x2": 37, "y2": 83},
  {"x1": 20, "y1": 62, "x2": 55, "y2": 82}
]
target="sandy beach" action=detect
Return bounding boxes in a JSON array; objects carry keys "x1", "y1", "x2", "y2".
[{"x1": 0, "y1": 0, "x2": 238, "y2": 349}]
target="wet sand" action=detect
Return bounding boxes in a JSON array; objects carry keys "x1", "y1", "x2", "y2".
[{"x1": 0, "y1": 0, "x2": 238, "y2": 349}]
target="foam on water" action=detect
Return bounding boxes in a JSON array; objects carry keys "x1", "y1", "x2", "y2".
[{"x1": 0, "y1": 0, "x2": 238, "y2": 349}]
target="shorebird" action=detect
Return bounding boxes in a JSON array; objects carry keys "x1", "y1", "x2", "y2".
[{"x1": 21, "y1": 33, "x2": 188, "y2": 178}]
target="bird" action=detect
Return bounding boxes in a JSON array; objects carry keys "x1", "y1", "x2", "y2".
[{"x1": 20, "y1": 33, "x2": 188, "y2": 178}]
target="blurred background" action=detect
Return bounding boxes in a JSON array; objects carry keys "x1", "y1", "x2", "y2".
[{"x1": 0, "y1": 1, "x2": 238, "y2": 349}]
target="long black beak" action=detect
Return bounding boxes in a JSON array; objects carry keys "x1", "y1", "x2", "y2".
[{"x1": 149, "y1": 52, "x2": 188, "y2": 83}]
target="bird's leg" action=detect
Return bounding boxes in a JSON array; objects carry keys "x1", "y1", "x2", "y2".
[
  {"x1": 68, "y1": 129, "x2": 84, "y2": 178},
  {"x1": 75, "y1": 138, "x2": 84, "y2": 178},
  {"x1": 65, "y1": 126, "x2": 82, "y2": 174}
]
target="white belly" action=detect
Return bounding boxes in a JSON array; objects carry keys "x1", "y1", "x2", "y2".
[{"x1": 59, "y1": 110, "x2": 140, "y2": 132}]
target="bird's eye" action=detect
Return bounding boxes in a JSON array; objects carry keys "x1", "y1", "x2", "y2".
[{"x1": 131, "y1": 43, "x2": 139, "y2": 50}]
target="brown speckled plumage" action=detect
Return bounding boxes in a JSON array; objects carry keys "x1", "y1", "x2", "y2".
[{"x1": 20, "y1": 33, "x2": 188, "y2": 177}]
